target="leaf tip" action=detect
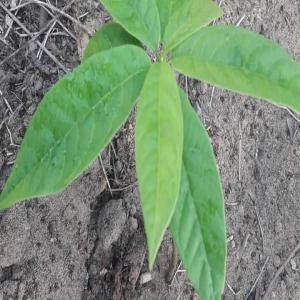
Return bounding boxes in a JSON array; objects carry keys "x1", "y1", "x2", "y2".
[
  {"x1": 147, "y1": 245, "x2": 158, "y2": 270},
  {"x1": 146, "y1": 230, "x2": 164, "y2": 271}
]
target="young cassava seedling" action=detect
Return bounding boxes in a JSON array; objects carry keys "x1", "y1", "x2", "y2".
[{"x1": 1, "y1": 1, "x2": 300, "y2": 299}]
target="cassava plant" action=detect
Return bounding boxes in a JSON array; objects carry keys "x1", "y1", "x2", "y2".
[{"x1": 1, "y1": 0, "x2": 300, "y2": 299}]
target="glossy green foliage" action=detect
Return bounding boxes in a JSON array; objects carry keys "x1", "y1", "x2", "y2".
[
  {"x1": 82, "y1": 22, "x2": 141, "y2": 61},
  {"x1": 135, "y1": 63, "x2": 183, "y2": 267},
  {"x1": 100, "y1": 0, "x2": 160, "y2": 50},
  {"x1": 171, "y1": 91, "x2": 225, "y2": 300},
  {"x1": 156, "y1": 0, "x2": 222, "y2": 50},
  {"x1": 172, "y1": 25, "x2": 300, "y2": 113},
  {"x1": 0, "y1": 46, "x2": 150, "y2": 209}
]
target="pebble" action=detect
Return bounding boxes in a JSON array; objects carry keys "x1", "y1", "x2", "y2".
[
  {"x1": 115, "y1": 160, "x2": 122, "y2": 173},
  {"x1": 290, "y1": 258, "x2": 297, "y2": 271},
  {"x1": 99, "y1": 268, "x2": 108, "y2": 276},
  {"x1": 227, "y1": 235, "x2": 234, "y2": 243},
  {"x1": 27, "y1": 104, "x2": 36, "y2": 115},
  {"x1": 129, "y1": 205, "x2": 137, "y2": 216},
  {"x1": 128, "y1": 217, "x2": 138, "y2": 232},
  {"x1": 140, "y1": 272, "x2": 152, "y2": 285},
  {"x1": 294, "y1": 146, "x2": 300, "y2": 158},
  {"x1": 273, "y1": 255, "x2": 281, "y2": 268},
  {"x1": 97, "y1": 199, "x2": 127, "y2": 250}
]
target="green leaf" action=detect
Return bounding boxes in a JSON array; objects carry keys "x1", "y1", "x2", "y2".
[
  {"x1": 172, "y1": 25, "x2": 300, "y2": 113},
  {"x1": 171, "y1": 90, "x2": 226, "y2": 300},
  {"x1": 135, "y1": 63, "x2": 183, "y2": 267},
  {"x1": 82, "y1": 22, "x2": 141, "y2": 62},
  {"x1": 155, "y1": 0, "x2": 222, "y2": 50},
  {"x1": 0, "y1": 45, "x2": 150, "y2": 209},
  {"x1": 100, "y1": 0, "x2": 160, "y2": 51}
]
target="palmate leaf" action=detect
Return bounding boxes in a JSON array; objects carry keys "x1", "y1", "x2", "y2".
[
  {"x1": 171, "y1": 90, "x2": 226, "y2": 300},
  {"x1": 172, "y1": 25, "x2": 300, "y2": 113},
  {"x1": 156, "y1": 0, "x2": 222, "y2": 50},
  {"x1": 135, "y1": 63, "x2": 183, "y2": 267},
  {"x1": 0, "y1": 45, "x2": 150, "y2": 209},
  {"x1": 100, "y1": 0, "x2": 160, "y2": 51},
  {"x1": 82, "y1": 22, "x2": 141, "y2": 61}
]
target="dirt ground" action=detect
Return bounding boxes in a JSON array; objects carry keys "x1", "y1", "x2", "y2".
[{"x1": 0, "y1": 0, "x2": 299, "y2": 299}]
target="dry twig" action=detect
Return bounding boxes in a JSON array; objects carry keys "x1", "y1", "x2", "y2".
[
  {"x1": 255, "y1": 205, "x2": 264, "y2": 249},
  {"x1": 98, "y1": 155, "x2": 112, "y2": 196},
  {"x1": 37, "y1": 20, "x2": 56, "y2": 59},
  {"x1": 0, "y1": 90, "x2": 13, "y2": 114},
  {"x1": 238, "y1": 122, "x2": 242, "y2": 182},
  {"x1": 37, "y1": 3, "x2": 77, "y2": 41},
  {"x1": 209, "y1": 86, "x2": 215, "y2": 107},
  {"x1": 166, "y1": 239, "x2": 179, "y2": 284},
  {"x1": 226, "y1": 280, "x2": 240, "y2": 296},
  {"x1": 0, "y1": 2, "x2": 68, "y2": 73},
  {"x1": 238, "y1": 232, "x2": 250, "y2": 261},
  {"x1": 10, "y1": 0, "x2": 92, "y2": 36},
  {"x1": 0, "y1": 1, "x2": 75, "y2": 68},
  {"x1": 284, "y1": 107, "x2": 300, "y2": 124},
  {"x1": 5, "y1": 123, "x2": 19, "y2": 147},
  {"x1": 262, "y1": 242, "x2": 300, "y2": 300},
  {"x1": 236, "y1": 15, "x2": 246, "y2": 27},
  {"x1": 111, "y1": 182, "x2": 137, "y2": 192},
  {"x1": 247, "y1": 256, "x2": 270, "y2": 298}
]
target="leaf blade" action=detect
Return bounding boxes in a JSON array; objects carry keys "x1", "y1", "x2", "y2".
[
  {"x1": 135, "y1": 63, "x2": 183, "y2": 267},
  {"x1": 171, "y1": 90, "x2": 226, "y2": 300},
  {"x1": 82, "y1": 22, "x2": 141, "y2": 61},
  {"x1": 0, "y1": 45, "x2": 151, "y2": 209},
  {"x1": 100, "y1": 0, "x2": 160, "y2": 50},
  {"x1": 156, "y1": 0, "x2": 222, "y2": 50},
  {"x1": 172, "y1": 25, "x2": 300, "y2": 113}
]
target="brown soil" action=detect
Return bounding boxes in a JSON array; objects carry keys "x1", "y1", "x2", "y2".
[{"x1": 0, "y1": 1, "x2": 299, "y2": 299}]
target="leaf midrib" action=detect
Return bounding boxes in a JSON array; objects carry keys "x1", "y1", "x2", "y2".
[
  {"x1": 152, "y1": 65, "x2": 163, "y2": 256},
  {"x1": 2, "y1": 68, "x2": 147, "y2": 201},
  {"x1": 173, "y1": 55, "x2": 299, "y2": 94}
]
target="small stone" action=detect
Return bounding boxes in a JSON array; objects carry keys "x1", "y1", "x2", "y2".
[
  {"x1": 99, "y1": 268, "x2": 108, "y2": 276},
  {"x1": 280, "y1": 280, "x2": 287, "y2": 293},
  {"x1": 17, "y1": 282, "x2": 26, "y2": 299},
  {"x1": 29, "y1": 42, "x2": 37, "y2": 52},
  {"x1": 226, "y1": 235, "x2": 234, "y2": 243},
  {"x1": 294, "y1": 146, "x2": 300, "y2": 158},
  {"x1": 27, "y1": 104, "x2": 36, "y2": 115},
  {"x1": 35, "y1": 78, "x2": 43, "y2": 92},
  {"x1": 259, "y1": 254, "x2": 264, "y2": 261},
  {"x1": 275, "y1": 220, "x2": 283, "y2": 233},
  {"x1": 97, "y1": 199, "x2": 127, "y2": 250},
  {"x1": 290, "y1": 258, "x2": 297, "y2": 271},
  {"x1": 231, "y1": 240, "x2": 236, "y2": 248},
  {"x1": 128, "y1": 217, "x2": 138, "y2": 232},
  {"x1": 116, "y1": 160, "x2": 122, "y2": 173},
  {"x1": 140, "y1": 272, "x2": 152, "y2": 285},
  {"x1": 129, "y1": 205, "x2": 137, "y2": 216},
  {"x1": 89, "y1": 263, "x2": 99, "y2": 277},
  {"x1": 201, "y1": 82, "x2": 208, "y2": 94},
  {"x1": 274, "y1": 255, "x2": 281, "y2": 268}
]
